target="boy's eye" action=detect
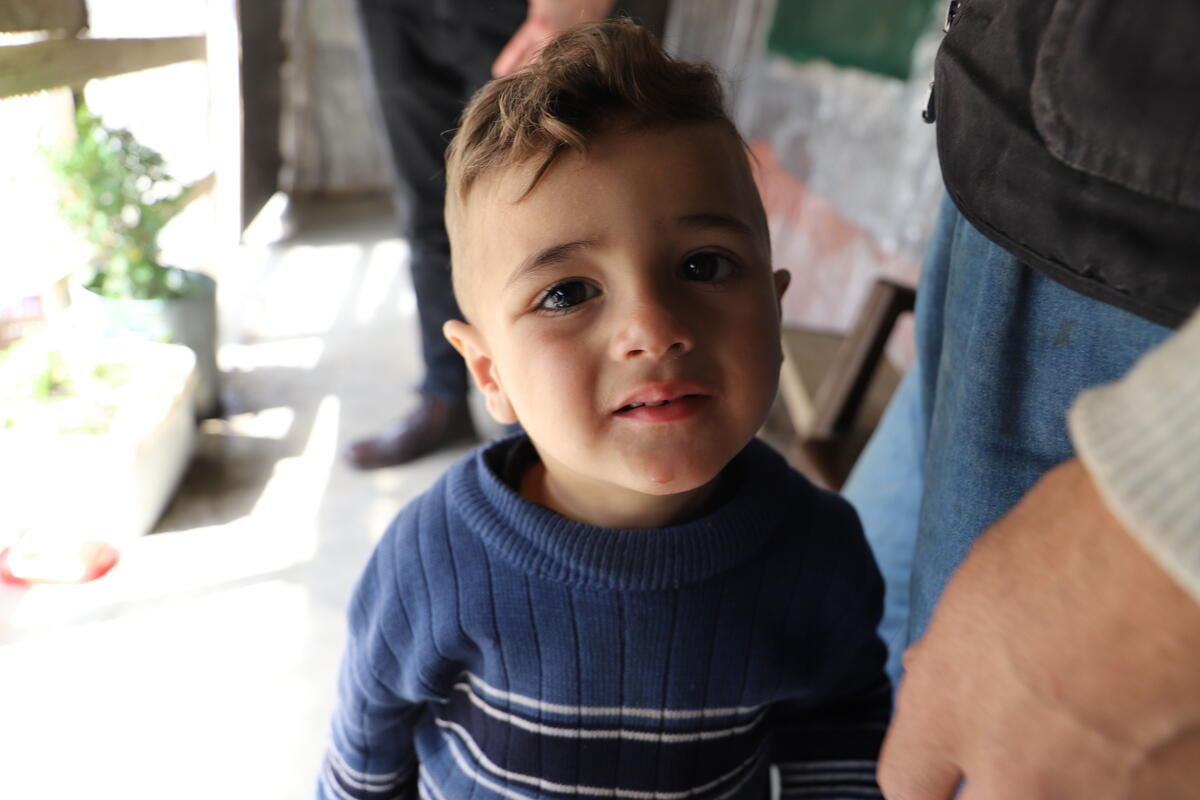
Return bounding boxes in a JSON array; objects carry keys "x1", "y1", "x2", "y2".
[
  {"x1": 679, "y1": 252, "x2": 737, "y2": 282},
  {"x1": 537, "y1": 280, "x2": 599, "y2": 312}
]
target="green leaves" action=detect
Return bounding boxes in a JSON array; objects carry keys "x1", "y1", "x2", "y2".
[
  {"x1": 0, "y1": 335, "x2": 128, "y2": 433},
  {"x1": 47, "y1": 103, "x2": 195, "y2": 300}
]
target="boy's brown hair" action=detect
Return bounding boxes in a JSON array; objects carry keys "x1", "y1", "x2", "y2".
[{"x1": 445, "y1": 18, "x2": 737, "y2": 222}]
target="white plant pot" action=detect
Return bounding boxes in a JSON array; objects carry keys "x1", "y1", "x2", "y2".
[
  {"x1": 68, "y1": 269, "x2": 220, "y2": 418},
  {"x1": 1, "y1": 340, "x2": 197, "y2": 544}
]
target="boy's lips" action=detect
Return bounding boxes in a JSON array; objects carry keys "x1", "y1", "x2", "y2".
[{"x1": 614, "y1": 383, "x2": 712, "y2": 421}]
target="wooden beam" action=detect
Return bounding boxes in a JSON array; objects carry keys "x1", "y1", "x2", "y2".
[
  {"x1": 0, "y1": 0, "x2": 86, "y2": 34},
  {"x1": 238, "y1": 0, "x2": 283, "y2": 232},
  {"x1": 0, "y1": 36, "x2": 205, "y2": 99}
]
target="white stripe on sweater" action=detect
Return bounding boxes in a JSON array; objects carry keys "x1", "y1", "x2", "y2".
[
  {"x1": 418, "y1": 769, "x2": 450, "y2": 800},
  {"x1": 453, "y1": 680, "x2": 768, "y2": 743},
  {"x1": 779, "y1": 788, "x2": 881, "y2": 798},
  {"x1": 777, "y1": 761, "x2": 877, "y2": 772},
  {"x1": 464, "y1": 671, "x2": 766, "y2": 721},
  {"x1": 325, "y1": 746, "x2": 410, "y2": 792},
  {"x1": 440, "y1": 721, "x2": 768, "y2": 800},
  {"x1": 321, "y1": 760, "x2": 369, "y2": 800},
  {"x1": 779, "y1": 772, "x2": 877, "y2": 783}
]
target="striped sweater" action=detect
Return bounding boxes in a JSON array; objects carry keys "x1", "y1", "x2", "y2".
[{"x1": 318, "y1": 436, "x2": 890, "y2": 800}]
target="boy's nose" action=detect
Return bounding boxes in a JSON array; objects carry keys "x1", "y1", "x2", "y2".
[{"x1": 611, "y1": 295, "x2": 696, "y2": 361}]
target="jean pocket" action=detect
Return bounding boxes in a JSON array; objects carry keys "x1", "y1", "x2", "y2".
[{"x1": 1030, "y1": 0, "x2": 1200, "y2": 211}]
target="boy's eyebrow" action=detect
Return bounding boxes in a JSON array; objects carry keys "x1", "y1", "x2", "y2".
[
  {"x1": 677, "y1": 213, "x2": 756, "y2": 238},
  {"x1": 506, "y1": 239, "x2": 598, "y2": 288}
]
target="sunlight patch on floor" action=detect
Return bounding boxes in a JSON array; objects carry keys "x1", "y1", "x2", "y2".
[
  {"x1": 0, "y1": 578, "x2": 341, "y2": 800},
  {"x1": 354, "y1": 238, "x2": 409, "y2": 325}
]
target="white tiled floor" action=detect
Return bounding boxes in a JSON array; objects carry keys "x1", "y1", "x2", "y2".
[{"x1": 0, "y1": 196, "x2": 496, "y2": 799}]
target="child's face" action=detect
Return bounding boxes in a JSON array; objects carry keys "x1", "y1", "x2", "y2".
[{"x1": 445, "y1": 123, "x2": 789, "y2": 527}]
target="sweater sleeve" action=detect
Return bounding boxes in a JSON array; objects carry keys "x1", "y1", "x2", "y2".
[
  {"x1": 317, "y1": 518, "x2": 428, "y2": 800},
  {"x1": 1068, "y1": 308, "x2": 1200, "y2": 604},
  {"x1": 770, "y1": 493, "x2": 891, "y2": 798}
]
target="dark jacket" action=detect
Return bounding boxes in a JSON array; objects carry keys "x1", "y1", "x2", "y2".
[{"x1": 934, "y1": 0, "x2": 1200, "y2": 328}]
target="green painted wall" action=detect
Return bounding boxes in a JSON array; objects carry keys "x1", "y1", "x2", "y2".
[{"x1": 766, "y1": 0, "x2": 938, "y2": 80}]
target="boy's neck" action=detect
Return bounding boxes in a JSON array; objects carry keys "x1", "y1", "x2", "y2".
[{"x1": 518, "y1": 459, "x2": 721, "y2": 530}]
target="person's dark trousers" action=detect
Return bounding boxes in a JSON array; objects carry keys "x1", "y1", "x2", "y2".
[{"x1": 352, "y1": 0, "x2": 527, "y2": 403}]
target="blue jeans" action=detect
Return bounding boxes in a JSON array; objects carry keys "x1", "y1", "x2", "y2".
[{"x1": 844, "y1": 196, "x2": 1171, "y2": 687}]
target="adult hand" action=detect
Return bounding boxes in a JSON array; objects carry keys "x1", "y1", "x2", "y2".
[
  {"x1": 492, "y1": 0, "x2": 617, "y2": 77},
  {"x1": 878, "y1": 458, "x2": 1200, "y2": 799}
]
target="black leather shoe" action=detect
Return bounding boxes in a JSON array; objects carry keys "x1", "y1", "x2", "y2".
[{"x1": 344, "y1": 394, "x2": 476, "y2": 469}]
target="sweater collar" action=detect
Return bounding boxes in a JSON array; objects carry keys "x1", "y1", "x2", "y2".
[{"x1": 450, "y1": 436, "x2": 792, "y2": 591}]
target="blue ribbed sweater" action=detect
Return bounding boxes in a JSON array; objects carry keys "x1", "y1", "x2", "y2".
[{"x1": 318, "y1": 437, "x2": 889, "y2": 800}]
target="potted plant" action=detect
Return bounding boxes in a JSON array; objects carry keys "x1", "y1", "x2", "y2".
[
  {"x1": 0, "y1": 331, "x2": 197, "y2": 553},
  {"x1": 47, "y1": 103, "x2": 220, "y2": 417}
]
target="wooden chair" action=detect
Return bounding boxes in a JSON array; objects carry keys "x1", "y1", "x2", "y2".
[{"x1": 776, "y1": 278, "x2": 916, "y2": 490}]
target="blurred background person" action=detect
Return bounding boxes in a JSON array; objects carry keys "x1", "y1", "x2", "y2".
[{"x1": 344, "y1": 0, "x2": 621, "y2": 468}]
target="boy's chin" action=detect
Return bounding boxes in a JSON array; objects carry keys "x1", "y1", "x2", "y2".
[
  {"x1": 620, "y1": 444, "x2": 740, "y2": 496},
  {"x1": 623, "y1": 462, "x2": 725, "y2": 498}
]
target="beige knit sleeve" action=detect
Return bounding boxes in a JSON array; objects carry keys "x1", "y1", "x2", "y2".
[{"x1": 1069, "y1": 309, "x2": 1200, "y2": 604}]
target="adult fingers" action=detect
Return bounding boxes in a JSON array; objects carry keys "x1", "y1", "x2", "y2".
[
  {"x1": 492, "y1": 21, "x2": 542, "y2": 77},
  {"x1": 877, "y1": 645, "x2": 963, "y2": 800},
  {"x1": 877, "y1": 723, "x2": 962, "y2": 800}
]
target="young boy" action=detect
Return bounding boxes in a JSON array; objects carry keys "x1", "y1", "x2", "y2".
[{"x1": 319, "y1": 20, "x2": 889, "y2": 800}]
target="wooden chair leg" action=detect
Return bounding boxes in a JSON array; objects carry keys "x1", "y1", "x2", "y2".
[{"x1": 789, "y1": 278, "x2": 915, "y2": 490}]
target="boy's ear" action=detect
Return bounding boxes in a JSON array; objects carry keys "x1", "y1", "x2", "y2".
[
  {"x1": 443, "y1": 319, "x2": 518, "y2": 425},
  {"x1": 773, "y1": 269, "x2": 791, "y2": 314}
]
